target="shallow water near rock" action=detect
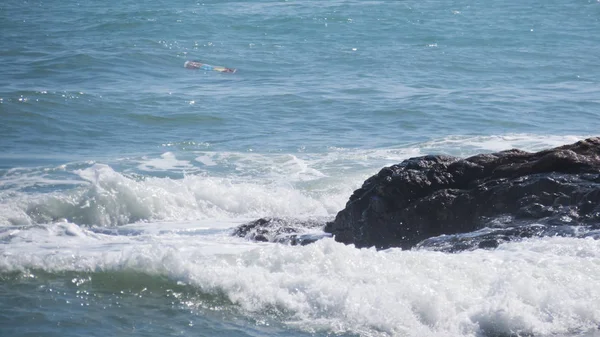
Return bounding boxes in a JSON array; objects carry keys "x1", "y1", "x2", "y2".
[{"x1": 2, "y1": 0, "x2": 600, "y2": 336}]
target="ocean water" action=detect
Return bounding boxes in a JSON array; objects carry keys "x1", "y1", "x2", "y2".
[{"x1": 2, "y1": 0, "x2": 600, "y2": 336}]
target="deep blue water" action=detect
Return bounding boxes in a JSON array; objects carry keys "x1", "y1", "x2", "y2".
[{"x1": 2, "y1": 1, "x2": 600, "y2": 336}]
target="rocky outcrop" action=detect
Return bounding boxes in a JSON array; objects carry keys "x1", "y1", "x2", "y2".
[
  {"x1": 325, "y1": 137, "x2": 600, "y2": 250},
  {"x1": 232, "y1": 217, "x2": 330, "y2": 245}
]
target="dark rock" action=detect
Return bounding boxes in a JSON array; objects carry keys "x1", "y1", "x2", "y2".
[
  {"x1": 325, "y1": 137, "x2": 600, "y2": 250},
  {"x1": 232, "y1": 217, "x2": 330, "y2": 245}
]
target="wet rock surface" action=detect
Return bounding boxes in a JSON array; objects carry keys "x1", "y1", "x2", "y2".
[
  {"x1": 232, "y1": 217, "x2": 330, "y2": 246},
  {"x1": 325, "y1": 137, "x2": 600, "y2": 250},
  {"x1": 415, "y1": 222, "x2": 600, "y2": 253}
]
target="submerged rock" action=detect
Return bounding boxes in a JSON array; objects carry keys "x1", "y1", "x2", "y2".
[
  {"x1": 232, "y1": 217, "x2": 330, "y2": 246},
  {"x1": 415, "y1": 223, "x2": 600, "y2": 253},
  {"x1": 325, "y1": 137, "x2": 600, "y2": 250}
]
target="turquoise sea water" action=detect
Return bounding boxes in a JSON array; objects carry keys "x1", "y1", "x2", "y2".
[{"x1": 2, "y1": 1, "x2": 600, "y2": 336}]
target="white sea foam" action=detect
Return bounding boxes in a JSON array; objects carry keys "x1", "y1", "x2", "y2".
[
  {"x1": 416, "y1": 134, "x2": 590, "y2": 157},
  {"x1": 0, "y1": 163, "x2": 349, "y2": 227},
  {"x1": 0, "y1": 134, "x2": 591, "y2": 228},
  {"x1": 1, "y1": 220, "x2": 599, "y2": 337},
  {"x1": 194, "y1": 154, "x2": 217, "y2": 166},
  {"x1": 137, "y1": 152, "x2": 194, "y2": 172}
]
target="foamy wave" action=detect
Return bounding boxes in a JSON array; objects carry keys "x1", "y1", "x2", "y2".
[
  {"x1": 0, "y1": 164, "x2": 347, "y2": 227},
  {"x1": 2, "y1": 225, "x2": 599, "y2": 337},
  {"x1": 136, "y1": 151, "x2": 195, "y2": 172},
  {"x1": 0, "y1": 134, "x2": 591, "y2": 227},
  {"x1": 416, "y1": 134, "x2": 590, "y2": 157},
  {"x1": 190, "y1": 237, "x2": 600, "y2": 336}
]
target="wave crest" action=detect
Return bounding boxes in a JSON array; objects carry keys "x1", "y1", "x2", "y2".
[{"x1": 1, "y1": 164, "x2": 342, "y2": 227}]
